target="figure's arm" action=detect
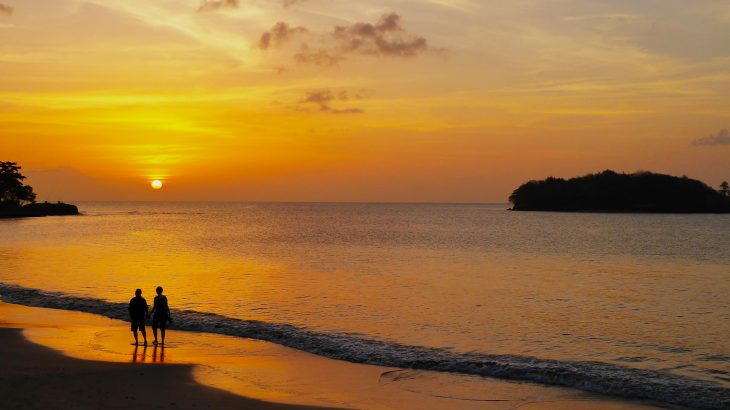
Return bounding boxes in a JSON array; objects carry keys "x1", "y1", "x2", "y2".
[
  {"x1": 128, "y1": 301, "x2": 133, "y2": 318},
  {"x1": 149, "y1": 297, "x2": 157, "y2": 316}
]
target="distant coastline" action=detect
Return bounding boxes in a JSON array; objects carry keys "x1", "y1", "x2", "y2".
[
  {"x1": 1, "y1": 161, "x2": 80, "y2": 218},
  {"x1": 509, "y1": 170, "x2": 730, "y2": 213},
  {"x1": 0, "y1": 202, "x2": 80, "y2": 219}
]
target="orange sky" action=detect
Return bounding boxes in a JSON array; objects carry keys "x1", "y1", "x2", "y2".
[{"x1": 1, "y1": 0, "x2": 729, "y2": 202}]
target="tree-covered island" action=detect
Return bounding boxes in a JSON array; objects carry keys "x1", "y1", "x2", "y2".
[
  {"x1": 0, "y1": 162, "x2": 79, "y2": 218},
  {"x1": 509, "y1": 170, "x2": 730, "y2": 213}
]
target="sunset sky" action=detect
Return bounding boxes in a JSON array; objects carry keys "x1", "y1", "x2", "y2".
[{"x1": 1, "y1": 0, "x2": 729, "y2": 202}]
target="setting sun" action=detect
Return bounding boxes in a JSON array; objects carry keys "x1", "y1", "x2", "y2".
[{"x1": 150, "y1": 180, "x2": 163, "y2": 190}]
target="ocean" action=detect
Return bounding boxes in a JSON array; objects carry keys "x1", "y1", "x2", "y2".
[{"x1": 1, "y1": 202, "x2": 729, "y2": 408}]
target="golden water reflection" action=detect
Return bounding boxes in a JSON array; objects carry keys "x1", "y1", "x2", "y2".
[{"x1": 1, "y1": 204, "x2": 728, "y2": 388}]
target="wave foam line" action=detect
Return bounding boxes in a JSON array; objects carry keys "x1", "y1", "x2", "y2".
[{"x1": 1, "y1": 283, "x2": 727, "y2": 409}]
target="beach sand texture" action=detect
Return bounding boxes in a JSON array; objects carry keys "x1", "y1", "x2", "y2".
[{"x1": 0, "y1": 327, "x2": 336, "y2": 410}]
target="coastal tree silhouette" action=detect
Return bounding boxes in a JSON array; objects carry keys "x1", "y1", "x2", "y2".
[
  {"x1": 720, "y1": 181, "x2": 730, "y2": 197},
  {"x1": 0, "y1": 161, "x2": 36, "y2": 207},
  {"x1": 0, "y1": 161, "x2": 78, "y2": 217}
]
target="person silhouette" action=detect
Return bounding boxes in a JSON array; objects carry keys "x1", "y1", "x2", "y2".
[
  {"x1": 150, "y1": 286, "x2": 172, "y2": 346},
  {"x1": 128, "y1": 289, "x2": 148, "y2": 346}
]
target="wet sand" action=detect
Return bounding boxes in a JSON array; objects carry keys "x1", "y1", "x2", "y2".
[
  {"x1": 0, "y1": 302, "x2": 671, "y2": 410},
  {"x1": 0, "y1": 326, "x2": 337, "y2": 410}
]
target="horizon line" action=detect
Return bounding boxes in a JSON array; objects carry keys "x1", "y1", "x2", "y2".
[{"x1": 63, "y1": 200, "x2": 512, "y2": 206}]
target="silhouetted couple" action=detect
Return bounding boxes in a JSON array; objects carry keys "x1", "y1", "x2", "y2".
[{"x1": 128, "y1": 286, "x2": 172, "y2": 346}]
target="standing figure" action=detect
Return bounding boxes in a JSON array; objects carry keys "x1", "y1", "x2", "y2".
[
  {"x1": 150, "y1": 286, "x2": 172, "y2": 346},
  {"x1": 128, "y1": 289, "x2": 148, "y2": 346}
]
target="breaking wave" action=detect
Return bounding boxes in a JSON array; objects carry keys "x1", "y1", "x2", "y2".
[{"x1": 1, "y1": 283, "x2": 727, "y2": 409}]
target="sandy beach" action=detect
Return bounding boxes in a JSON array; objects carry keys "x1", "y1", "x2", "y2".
[
  {"x1": 0, "y1": 326, "x2": 335, "y2": 410},
  {"x1": 0, "y1": 302, "x2": 671, "y2": 410}
]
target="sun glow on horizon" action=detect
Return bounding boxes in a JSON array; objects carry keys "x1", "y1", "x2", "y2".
[{"x1": 150, "y1": 180, "x2": 163, "y2": 190}]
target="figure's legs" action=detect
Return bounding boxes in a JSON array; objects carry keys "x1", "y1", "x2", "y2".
[
  {"x1": 133, "y1": 330, "x2": 138, "y2": 345},
  {"x1": 160, "y1": 328, "x2": 165, "y2": 345},
  {"x1": 140, "y1": 327, "x2": 147, "y2": 345},
  {"x1": 152, "y1": 325, "x2": 158, "y2": 345}
]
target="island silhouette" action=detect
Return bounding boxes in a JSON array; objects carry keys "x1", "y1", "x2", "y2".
[
  {"x1": 510, "y1": 170, "x2": 730, "y2": 213},
  {"x1": 0, "y1": 161, "x2": 79, "y2": 218}
]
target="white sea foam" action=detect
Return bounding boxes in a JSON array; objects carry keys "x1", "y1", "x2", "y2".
[{"x1": 1, "y1": 283, "x2": 728, "y2": 410}]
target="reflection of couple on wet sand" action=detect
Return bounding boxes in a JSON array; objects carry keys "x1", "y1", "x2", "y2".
[
  {"x1": 128, "y1": 286, "x2": 173, "y2": 346},
  {"x1": 132, "y1": 343, "x2": 165, "y2": 363}
]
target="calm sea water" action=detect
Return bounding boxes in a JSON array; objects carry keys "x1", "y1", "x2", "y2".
[{"x1": 1, "y1": 202, "x2": 729, "y2": 405}]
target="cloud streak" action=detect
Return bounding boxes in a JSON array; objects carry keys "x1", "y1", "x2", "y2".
[
  {"x1": 331, "y1": 13, "x2": 428, "y2": 58},
  {"x1": 259, "y1": 22, "x2": 307, "y2": 50},
  {"x1": 198, "y1": 0, "x2": 302, "y2": 12},
  {"x1": 260, "y1": 13, "x2": 431, "y2": 66},
  {"x1": 299, "y1": 89, "x2": 365, "y2": 114},
  {"x1": 693, "y1": 129, "x2": 730, "y2": 146},
  {"x1": 197, "y1": 0, "x2": 239, "y2": 13}
]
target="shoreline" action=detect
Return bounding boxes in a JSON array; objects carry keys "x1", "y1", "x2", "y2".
[
  {"x1": 0, "y1": 326, "x2": 334, "y2": 410},
  {"x1": 0, "y1": 283, "x2": 718, "y2": 408},
  {"x1": 0, "y1": 301, "x2": 671, "y2": 410}
]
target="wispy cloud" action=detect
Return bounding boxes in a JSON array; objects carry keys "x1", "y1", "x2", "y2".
[
  {"x1": 0, "y1": 3, "x2": 13, "y2": 16},
  {"x1": 260, "y1": 13, "x2": 432, "y2": 66},
  {"x1": 259, "y1": 22, "x2": 307, "y2": 50},
  {"x1": 331, "y1": 13, "x2": 427, "y2": 58},
  {"x1": 299, "y1": 89, "x2": 365, "y2": 114},
  {"x1": 197, "y1": 0, "x2": 239, "y2": 13},
  {"x1": 294, "y1": 46, "x2": 342, "y2": 66},
  {"x1": 198, "y1": 0, "x2": 303, "y2": 12},
  {"x1": 693, "y1": 129, "x2": 730, "y2": 146}
]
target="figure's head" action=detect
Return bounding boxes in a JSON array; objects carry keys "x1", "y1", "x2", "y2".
[
  {"x1": 135, "y1": 288, "x2": 142, "y2": 296},
  {"x1": 156, "y1": 286, "x2": 163, "y2": 295}
]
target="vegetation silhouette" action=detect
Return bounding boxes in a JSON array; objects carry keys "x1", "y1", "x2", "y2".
[
  {"x1": 721, "y1": 181, "x2": 730, "y2": 197},
  {"x1": 0, "y1": 161, "x2": 79, "y2": 218},
  {"x1": 0, "y1": 162, "x2": 35, "y2": 205},
  {"x1": 509, "y1": 170, "x2": 730, "y2": 213}
]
